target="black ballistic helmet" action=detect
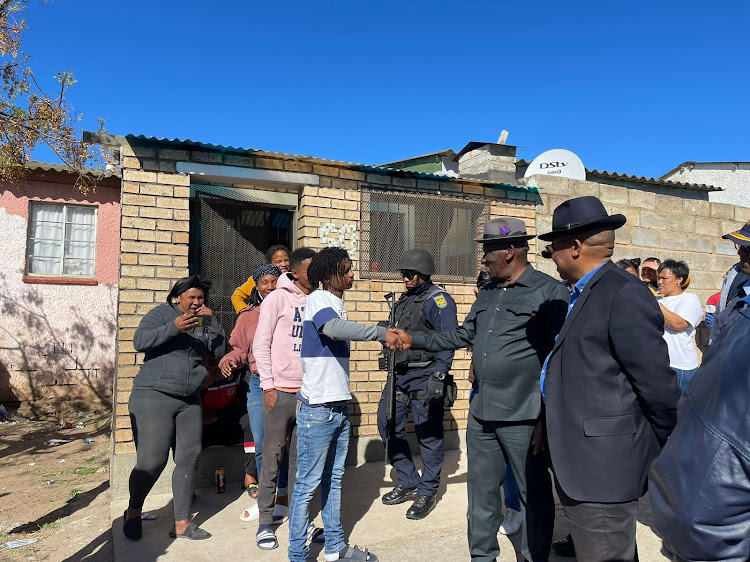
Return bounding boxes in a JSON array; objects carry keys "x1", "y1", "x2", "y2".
[{"x1": 397, "y1": 249, "x2": 436, "y2": 276}]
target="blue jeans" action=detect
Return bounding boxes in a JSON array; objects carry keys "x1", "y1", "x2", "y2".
[
  {"x1": 674, "y1": 367, "x2": 697, "y2": 395},
  {"x1": 288, "y1": 402, "x2": 350, "y2": 562},
  {"x1": 247, "y1": 373, "x2": 289, "y2": 491}
]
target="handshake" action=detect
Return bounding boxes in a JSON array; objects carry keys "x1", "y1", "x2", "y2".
[{"x1": 384, "y1": 328, "x2": 412, "y2": 351}]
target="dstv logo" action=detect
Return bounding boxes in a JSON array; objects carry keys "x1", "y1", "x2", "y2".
[{"x1": 540, "y1": 161, "x2": 569, "y2": 169}]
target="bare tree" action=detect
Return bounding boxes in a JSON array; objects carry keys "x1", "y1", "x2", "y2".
[{"x1": 0, "y1": 0, "x2": 112, "y2": 192}]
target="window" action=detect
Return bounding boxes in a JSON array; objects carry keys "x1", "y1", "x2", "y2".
[
  {"x1": 360, "y1": 188, "x2": 490, "y2": 282},
  {"x1": 27, "y1": 202, "x2": 97, "y2": 277}
]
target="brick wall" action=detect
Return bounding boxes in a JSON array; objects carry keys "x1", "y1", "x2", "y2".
[
  {"x1": 112, "y1": 141, "x2": 539, "y2": 457},
  {"x1": 527, "y1": 175, "x2": 747, "y2": 305}
]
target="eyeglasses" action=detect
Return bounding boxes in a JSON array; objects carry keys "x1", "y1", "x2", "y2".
[{"x1": 400, "y1": 270, "x2": 420, "y2": 280}]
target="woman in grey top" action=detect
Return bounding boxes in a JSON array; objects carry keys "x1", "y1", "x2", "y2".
[{"x1": 123, "y1": 275, "x2": 226, "y2": 541}]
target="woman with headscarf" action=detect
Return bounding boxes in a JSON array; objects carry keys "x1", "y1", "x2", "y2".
[
  {"x1": 123, "y1": 275, "x2": 226, "y2": 541},
  {"x1": 219, "y1": 264, "x2": 282, "y2": 520}
]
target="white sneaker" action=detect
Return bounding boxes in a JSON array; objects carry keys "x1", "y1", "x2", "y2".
[{"x1": 499, "y1": 508, "x2": 521, "y2": 535}]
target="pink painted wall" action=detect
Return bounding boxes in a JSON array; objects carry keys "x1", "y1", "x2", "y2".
[
  {"x1": 0, "y1": 170, "x2": 121, "y2": 410},
  {"x1": 0, "y1": 176, "x2": 121, "y2": 284}
]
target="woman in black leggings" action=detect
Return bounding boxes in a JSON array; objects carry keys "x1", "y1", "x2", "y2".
[{"x1": 123, "y1": 275, "x2": 227, "y2": 541}]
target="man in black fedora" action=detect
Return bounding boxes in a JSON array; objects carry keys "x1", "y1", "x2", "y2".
[
  {"x1": 538, "y1": 196, "x2": 679, "y2": 561},
  {"x1": 394, "y1": 217, "x2": 569, "y2": 562}
]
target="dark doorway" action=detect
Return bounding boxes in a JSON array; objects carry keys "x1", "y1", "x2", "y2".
[{"x1": 190, "y1": 192, "x2": 293, "y2": 336}]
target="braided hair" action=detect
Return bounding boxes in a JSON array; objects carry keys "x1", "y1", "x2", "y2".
[{"x1": 307, "y1": 247, "x2": 351, "y2": 289}]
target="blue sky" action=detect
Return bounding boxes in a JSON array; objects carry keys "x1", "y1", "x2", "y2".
[{"x1": 24, "y1": 0, "x2": 750, "y2": 178}]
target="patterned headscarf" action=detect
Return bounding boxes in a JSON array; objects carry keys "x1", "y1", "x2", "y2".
[{"x1": 253, "y1": 264, "x2": 282, "y2": 284}]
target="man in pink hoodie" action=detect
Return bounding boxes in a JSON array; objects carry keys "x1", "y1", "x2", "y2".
[{"x1": 253, "y1": 247, "x2": 317, "y2": 550}]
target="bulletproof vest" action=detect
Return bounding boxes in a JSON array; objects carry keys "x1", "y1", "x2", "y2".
[{"x1": 394, "y1": 283, "x2": 446, "y2": 369}]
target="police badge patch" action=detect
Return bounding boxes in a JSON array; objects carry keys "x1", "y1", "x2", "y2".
[{"x1": 433, "y1": 294, "x2": 447, "y2": 309}]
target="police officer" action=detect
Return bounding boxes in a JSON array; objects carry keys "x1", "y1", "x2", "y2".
[{"x1": 377, "y1": 249, "x2": 458, "y2": 520}]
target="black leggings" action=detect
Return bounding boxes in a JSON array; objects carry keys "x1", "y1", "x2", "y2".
[{"x1": 128, "y1": 389, "x2": 202, "y2": 521}]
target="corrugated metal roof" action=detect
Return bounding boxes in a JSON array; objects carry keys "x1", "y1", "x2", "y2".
[
  {"x1": 124, "y1": 134, "x2": 535, "y2": 193},
  {"x1": 27, "y1": 161, "x2": 119, "y2": 180},
  {"x1": 516, "y1": 159, "x2": 720, "y2": 192}
]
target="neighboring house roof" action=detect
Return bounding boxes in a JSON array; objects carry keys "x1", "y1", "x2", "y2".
[
  {"x1": 27, "y1": 161, "x2": 119, "y2": 180},
  {"x1": 379, "y1": 149, "x2": 456, "y2": 168},
  {"x1": 89, "y1": 133, "x2": 536, "y2": 194},
  {"x1": 660, "y1": 161, "x2": 750, "y2": 179},
  {"x1": 516, "y1": 159, "x2": 721, "y2": 192}
]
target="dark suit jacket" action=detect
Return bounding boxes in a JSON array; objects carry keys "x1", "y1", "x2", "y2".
[{"x1": 545, "y1": 261, "x2": 679, "y2": 503}]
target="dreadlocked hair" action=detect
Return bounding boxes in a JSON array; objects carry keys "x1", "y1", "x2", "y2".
[{"x1": 307, "y1": 247, "x2": 351, "y2": 289}]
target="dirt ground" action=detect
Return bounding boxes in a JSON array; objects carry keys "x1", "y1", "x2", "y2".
[{"x1": 0, "y1": 412, "x2": 114, "y2": 562}]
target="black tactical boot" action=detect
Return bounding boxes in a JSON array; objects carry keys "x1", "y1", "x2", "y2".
[
  {"x1": 406, "y1": 494, "x2": 436, "y2": 520},
  {"x1": 381, "y1": 485, "x2": 417, "y2": 505}
]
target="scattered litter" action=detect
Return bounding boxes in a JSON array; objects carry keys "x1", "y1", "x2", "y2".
[
  {"x1": 82, "y1": 439, "x2": 95, "y2": 445},
  {"x1": 3, "y1": 538, "x2": 37, "y2": 549},
  {"x1": 77, "y1": 411, "x2": 87, "y2": 418},
  {"x1": 75, "y1": 422, "x2": 85, "y2": 429},
  {"x1": 28, "y1": 463, "x2": 35, "y2": 467},
  {"x1": 43, "y1": 439, "x2": 70, "y2": 447},
  {"x1": 141, "y1": 512, "x2": 158, "y2": 520},
  {"x1": 44, "y1": 480, "x2": 55, "y2": 486},
  {"x1": 59, "y1": 459, "x2": 66, "y2": 463},
  {"x1": 96, "y1": 467, "x2": 107, "y2": 474}
]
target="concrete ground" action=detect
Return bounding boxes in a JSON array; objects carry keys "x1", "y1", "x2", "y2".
[{"x1": 111, "y1": 449, "x2": 668, "y2": 562}]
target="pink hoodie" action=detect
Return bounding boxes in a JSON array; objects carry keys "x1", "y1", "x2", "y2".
[{"x1": 253, "y1": 272, "x2": 307, "y2": 390}]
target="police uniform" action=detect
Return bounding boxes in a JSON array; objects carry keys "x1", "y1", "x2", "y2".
[{"x1": 377, "y1": 280, "x2": 458, "y2": 500}]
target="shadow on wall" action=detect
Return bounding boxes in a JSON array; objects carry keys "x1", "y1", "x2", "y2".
[{"x1": 0, "y1": 272, "x2": 115, "y2": 416}]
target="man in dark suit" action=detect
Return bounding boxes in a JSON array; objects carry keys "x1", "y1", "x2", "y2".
[
  {"x1": 538, "y1": 196, "x2": 679, "y2": 561},
  {"x1": 394, "y1": 217, "x2": 569, "y2": 562}
]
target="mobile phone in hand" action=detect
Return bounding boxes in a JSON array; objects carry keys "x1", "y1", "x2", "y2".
[{"x1": 194, "y1": 314, "x2": 213, "y2": 327}]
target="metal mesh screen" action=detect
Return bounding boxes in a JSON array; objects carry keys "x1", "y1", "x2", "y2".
[
  {"x1": 190, "y1": 193, "x2": 293, "y2": 336},
  {"x1": 360, "y1": 188, "x2": 490, "y2": 282}
]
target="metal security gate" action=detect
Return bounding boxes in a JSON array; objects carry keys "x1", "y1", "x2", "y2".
[{"x1": 190, "y1": 192, "x2": 293, "y2": 337}]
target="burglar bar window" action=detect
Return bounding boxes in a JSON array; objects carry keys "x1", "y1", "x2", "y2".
[
  {"x1": 360, "y1": 188, "x2": 489, "y2": 282},
  {"x1": 27, "y1": 202, "x2": 97, "y2": 277}
]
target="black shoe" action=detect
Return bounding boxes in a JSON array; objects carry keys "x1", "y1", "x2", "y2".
[
  {"x1": 552, "y1": 534, "x2": 575, "y2": 557},
  {"x1": 406, "y1": 494, "x2": 436, "y2": 520},
  {"x1": 123, "y1": 510, "x2": 142, "y2": 541},
  {"x1": 381, "y1": 485, "x2": 417, "y2": 505}
]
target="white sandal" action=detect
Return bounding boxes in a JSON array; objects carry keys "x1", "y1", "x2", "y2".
[{"x1": 240, "y1": 503, "x2": 259, "y2": 522}]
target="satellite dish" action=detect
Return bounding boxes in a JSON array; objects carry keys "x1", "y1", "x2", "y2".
[{"x1": 523, "y1": 149, "x2": 586, "y2": 181}]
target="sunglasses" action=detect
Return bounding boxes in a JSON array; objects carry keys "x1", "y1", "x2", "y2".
[
  {"x1": 541, "y1": 237, "x2": 576, "y2": 259},
  {"x1": 400, "y1": 270, "x2": 420, "y2": 280}
]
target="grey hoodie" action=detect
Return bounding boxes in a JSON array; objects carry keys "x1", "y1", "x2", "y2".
[{"x1": 132, "y1": 303, "x2": 227, "y2": 397}]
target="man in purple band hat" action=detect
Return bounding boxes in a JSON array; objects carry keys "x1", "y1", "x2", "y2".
[{"x1": 394, "y1": 216, "x2": 569, "y2": 562}]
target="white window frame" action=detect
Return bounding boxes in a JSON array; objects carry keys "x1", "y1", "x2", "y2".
[{"x1": 26, "y1": 201, "x2": 98, "y2": 278}]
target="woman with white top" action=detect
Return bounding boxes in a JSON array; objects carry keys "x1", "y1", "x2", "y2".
[{"x1": 657, "y1": 260, "x2": 703, "y2": 394}]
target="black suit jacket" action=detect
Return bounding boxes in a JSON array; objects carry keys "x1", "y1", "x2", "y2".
[{"x1": 545, "y1": 261, "x2": 679, "y2": 503}]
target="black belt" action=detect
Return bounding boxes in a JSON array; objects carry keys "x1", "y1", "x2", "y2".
[{"x1": 395, "y1": 388, "x2": 426, "y2": 405}]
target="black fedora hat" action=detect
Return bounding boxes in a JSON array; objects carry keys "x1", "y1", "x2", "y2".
[
  {"x1": 474, "y1": 217, "x2": 535, "y2": 244},
  {"x1": 538, "y1": 196, "x2": 626, "y2": 241}
]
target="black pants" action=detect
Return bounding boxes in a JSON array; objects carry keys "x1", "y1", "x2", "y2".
[
  {"x1": 556, "y1": 482, "x2": 639, "y2": 562},
  {"x1": 466, "y1": 414, "x2": 555, "y2": 562},
  {"x1": 377, "y1": 393, "x2": 445, "y2": 496},
  {"x1": 128, "y1": 388, "x2": 202, "y2": 521}
]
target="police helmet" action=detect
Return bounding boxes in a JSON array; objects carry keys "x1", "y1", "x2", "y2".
[{"x1": 397, "y1": 249, "x2": 436, "y2": 276}]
